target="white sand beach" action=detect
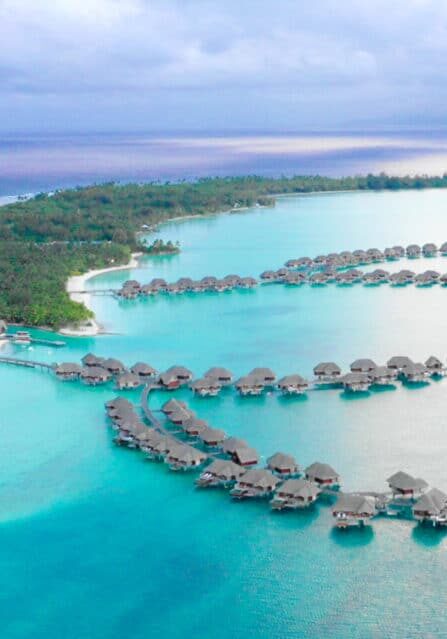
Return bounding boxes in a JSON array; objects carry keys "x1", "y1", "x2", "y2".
[{"x1": 61, "y1": 252, "x2": 141, "y2": 336}]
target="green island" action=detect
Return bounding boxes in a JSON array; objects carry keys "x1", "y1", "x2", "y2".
[{"x1": 1, "y1": 173, "x2": 447, "y2": 329}]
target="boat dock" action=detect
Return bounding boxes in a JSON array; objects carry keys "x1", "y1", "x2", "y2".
[{"x1": 0, "y1": 356, "x2": 54, "y2": 371}]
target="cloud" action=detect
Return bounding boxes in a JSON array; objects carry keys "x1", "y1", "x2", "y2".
[{"x1": 1, "y1": 0, "x2": 447, "y2": 130}]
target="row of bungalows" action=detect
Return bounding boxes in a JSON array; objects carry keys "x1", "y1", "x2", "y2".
[
  {"x1": 190, "y1": 367, "x2": 234, "y2": 396},
  {"x1": 105, "y1": 396, "x2": 209, "y2": 470},
  {"x1": 283, "y1": 241, "x2": 446, "y2": 275},
  {"x1": 270, "y1": 462, "x2": 340, "y2": 509},
  {"x1": 57, "y1": 353, "x2": 158, "y2": 388},
  {"x1": 117, "y1": 275, "x2": 258, "y2": 298}
]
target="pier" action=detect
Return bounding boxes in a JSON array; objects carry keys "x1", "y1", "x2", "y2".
[{"x1": 0, "y1": 356, "x2": 54, "y2": 371}]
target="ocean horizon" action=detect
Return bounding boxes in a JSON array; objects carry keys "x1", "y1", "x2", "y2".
[{"x1": 2, "y1": 129, "x2": 447, "y2": 197}]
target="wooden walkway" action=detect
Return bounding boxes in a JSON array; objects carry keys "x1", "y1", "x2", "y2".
[{"x1": 0, "y1": 356, "x2": 54, "y2": 371}]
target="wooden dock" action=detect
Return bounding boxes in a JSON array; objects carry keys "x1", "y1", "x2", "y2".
[{"x1": 0, "y1": 356, "x2": 55, "y2": 371}]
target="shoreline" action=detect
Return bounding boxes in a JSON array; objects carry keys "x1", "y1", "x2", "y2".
[{"x1": 61, "y1": 252, "x2": 142, "y2": 337}]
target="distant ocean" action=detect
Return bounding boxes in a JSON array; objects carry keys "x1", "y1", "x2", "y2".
[{"x1": 2, "y1": 129, "x2": 447, "y2": 197}]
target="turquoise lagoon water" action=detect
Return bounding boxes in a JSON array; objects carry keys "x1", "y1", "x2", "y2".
[{"x1": 3, "y1": 189, "x2": 447, "y2": 637}]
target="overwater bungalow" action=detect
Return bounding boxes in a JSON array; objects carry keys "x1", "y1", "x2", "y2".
[
  {"x1": 232, "y1": 446, "x2": 260, "y2": 466},
  {"x1": 103, "y1": 358, "x2": 126, "y2": 375},
  {"x1": 313, "y1": 254, "x2": 327, "y2": 266},
  {"x1": 352, "y1": 249, "x2": 370, "y2": 264},
  {"x1": 198, "y1": 426, "x2": 226, "y2": 447},
  {"x1": 190, "y1": 280, "x2": 206, "y2": 293},
  {"x1": 400, "y1": 362, "x2": 430, "y2": 382},
  {"x1": 161, "y1": 398, "x2": 187, "y2": 414},
  {"x1": 412, "y1": 488, "x2": 447, "y2": 525},
  {"x1": 230, "y1": 469, "x2": 280, "y2": 499},
  {"x1": 284, "y1": 271, "x2": 307, "y2": 285},
  {"x1": 190, "y1": 378, "x2": 222, "y2": 397},
  {"x1": 332, "y1": 493, "x2": 377, "y2": 527},
  {"x1": 116, "y1": 420, "x2": 147, "y2": 447},
  {"x1": 313, "y1": 362, "x2": 342, "y2": 383},
  {"x1": 223, "y1": 274, "x2": 242, "y2": 286},
  {"x1": 406, "y1": 244, "x2": 421, "y2": 258},
  {"x1": 440, "y1": 273, "x2": 447, "y2": 286},
  {"x1": 422, "y1": 242, "x2": 437, "y2": 257},
  {"x1": 130, "y1": 362, "x2": 157, "y2": 378},
  {"x1": 140, "y1": 283, "x2": 159, "y2": 296},
  {"x1": 116, "y1": 372, "x2": 142, "y2": 390},
  {"x1": 165, "y1": 443, "x2": 207, "y2": 471},
  {"x1": 238, "y1": 276, "x2": 258, "y2": 289},
  {"x1": 389, "y1": 270, "x2": 415, "y2": 285},
  {"x1": 362, "y1": 268, "x2": 389, "y2": 285},
  {"x1": 369, "y1": 366, "x2": 398, "y2": 385},
  {"x1": 270, "y1": 479, "x2": 320, "y2": 510},
  {"x1": 305, "y1": 462, "x2": 340, "y2": 488},
  {"x1": 204, "y1": 367, "x2": 233, "y2": 385},
  {"x1": 350, "y1": 359, "x2": 377, "y2": 373},
  {"x1": 200, "y1": 276, "x2": 218, "y2": 290},
  {"x1": 105, "y1": 396, "x2": 133, "y2": 412},
  {"x1": 82, "y1": 353, "x2": 104, "y2": 367},
  {"x1": 165, "y1": 283, "x2": 180, "y2": 294},
  {"x1": 341, "y1": 372, "x2": 371, "y2": 392},
  {"x1": 80, "y1": 366, "x2": 111, "y2": 386},
  {"x1": 150, "y1": 278, "x2": 168, "y2": 291},
  {"x1": 425, "y1": 356, "x2": 446, "y2": 376},
  {"x1": 440, "y1": 241, "x2": 447, "y2": 255},
  {"x1": 387, "y1": 471, "x2": 428, "y2": 499},
  {"x1": 117, "y1": 286, "x2": 139, "y2": 299},
  {"x1": 260, "y1": 270, "x2": 279, "y2": 282},
  {"x1": 367, "y1": 248, "x2": 384, "y2": 262},
  {"x1": 384, "y1": 247, "x2": 399, "y2": 260},
  {"x1": 387, "y1": 355, "x2": 414, "y2": 370},
  {"x1": 392, "y1": 245, "x2": 405, "y2": 257},
  {"x1": 134, "y1": 427, "x2": 158, "y2": 449},
  {"x1": 164, "y1": 365, "x2": 194, "y2": 383},
  {"x1": 182, "y1": 417, "x2": 209, "y2": 436},
  {"x1": 277, "y1": 374, "x2": 309, "y2": 395},
  {"x1": 275, "y1": 268, "x2": 289, "y2": 280},
  {"x1": 158, "y1": 371, "x2": 181, "y2": 389},
  {"x1": 168, "y1": 407, "x2": 195, "y2": 426},
  {"x1": 309, "y1": 272, "x2": 329, "y2": 285},
  {"x1": 296, "y1": 257, "x2": 313, "y2": 269},
  {"x1": 235, "y1": 375, "x2": 265, "y2": 396},
  {"x1": 196, "y1": 459, "x2": 245, "y2": 487},
  {"x1": 221, "y1": 437, "x2": 249, "y2": 455},
  {"x1": 145, "y1": 434, "x2": 177, "y2": 460},
  {"x1": 106, "y1": 403, "x2": 136, "y2": 422},
  {"x1": 266, "y1": 452, "x2": 300, "y2": 477},
  {"x1": 415, "y1": 270, "x2": 440, "y2": 286},
  {"x1": 176, "y1": 277, "x2": 194, "y2": 291},
  {"x1": 285, "y1": 258, "x2": 301, "y2": 268},
  {"x1": 54, "y1": 362, "x2": 82, "y2": 380},
  {"x1": 248, "y1": 367, "x2": 276, "y2": 385}
]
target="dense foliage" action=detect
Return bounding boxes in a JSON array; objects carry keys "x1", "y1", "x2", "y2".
[
  {"x1": 145, "y1": 239, "x2": 180, "y2": 254},
  {"x1": 1, "y1": 173, "x2": 447, "y2": 328}
]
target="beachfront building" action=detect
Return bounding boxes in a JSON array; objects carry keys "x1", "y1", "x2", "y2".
[
  {"x1": 277, "y1": 374, "x2": 309, "y2": 395},
  {"x1": 387, "y1": 471, "x2": 428, "y2": 499},
  {"x1": 230, "y1": 469, "x2": 280, "y2": 499},
  {"x1": 266, "y1": 452, "x2": 300, "y2": 477},
  {"x1": 332, "y1": 493, "x2": 377, "y2": 528},
  {"x1": 270, "y1": 479, "x2": 320, "y2": 510},
  {"x1": 313, "y1": 362, "x2": 342, "y2": 383},
  {"x1": 165, "y1": 443, "x2": 207, "y2": 471},
  {"x1": 54, "y1": 362, "x2": 82, "y2": 380},
  {"x1": 196, "y1": 459, "x2": 245, "y2": 488},
  {"x1": 204, "y1": 367, "x2": 233, "y2": 385},
  {"x1": 412, "y1": 488, "x2": 447, "y2": 525},
  {"x1": 190, "y1": 378, "x2": 222, "y2": 397},
  {"x1": 305, "y1": 462, "x2": 340, "y2": 488}
]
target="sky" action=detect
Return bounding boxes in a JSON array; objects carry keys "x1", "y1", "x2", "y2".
[{"x1": 1, "y1": 0, "x2": 447, "y2": 132}]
